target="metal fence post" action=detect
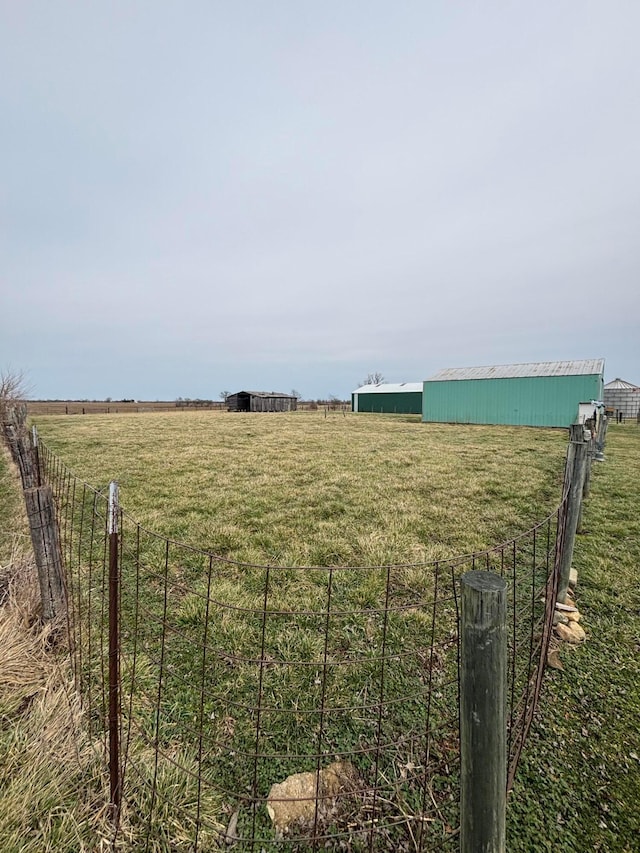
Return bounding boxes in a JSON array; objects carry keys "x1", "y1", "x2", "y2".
[
  {"x1": 31, "y1": 425, "x2": 41, "y2": 485},
  {"x1": 556, "y1": 424, "x2": 588, "y2": 603},
  {"x1": 460, "y1": 570, "x2": 507, "y2": 853},
  {"x1": 108, "y1": 481, "x2": 121, "y2": 819}
]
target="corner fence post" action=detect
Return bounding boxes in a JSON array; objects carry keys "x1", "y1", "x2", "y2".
[
  {"x1": 460, "y1": 570, "x2": 507, "y2": 853},
  {"x1": 108, "y1": 481, "x2": 121, "y2": 819},
  {"x1": 556, "y1": 424, "x2": 588, "y2": 603}
]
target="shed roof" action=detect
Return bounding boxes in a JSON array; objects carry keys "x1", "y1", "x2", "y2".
[
  {"x1": 353, "y1": 382, "x2": 423, "y2": 394},
  {"x1": 604, "y1": 378, "x2": 639, "y2": 390},
  {"x1": 231, "y1": 391, "x2": 297, "y2": 398},
  {"x1": 426, "y1": 359, "x2": 605, "y2": 382}
]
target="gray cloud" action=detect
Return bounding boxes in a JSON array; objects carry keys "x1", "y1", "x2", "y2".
[{"x1": 1, "y1": 2, "x2": 639, "y2": 400}]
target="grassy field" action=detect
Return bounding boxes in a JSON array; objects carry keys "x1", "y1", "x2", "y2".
[
  {"x1": 26, "y1": 400, "x2": 340, "y2": 416},
  {"x1": 35, "y1": 410, "x2": 567, "y2": 848},
  {"x1": 2, "y1": 411, "x2": 637, "y2": 850},
  {"x1": 33, "y1": 410, "x2": 567, "y2": 566}
]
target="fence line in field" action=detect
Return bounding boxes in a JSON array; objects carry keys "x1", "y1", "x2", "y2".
[
  {"x1": 1, "y1": 407, "x2": 599, "y2": 851},
  {"x1": 25, "y1": 400, "x2": 351, "y2": 416}
]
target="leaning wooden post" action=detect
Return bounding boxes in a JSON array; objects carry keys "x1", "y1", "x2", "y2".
[
  {"x1": 108, "y1": 481, "x2": 121, "y2": 819},
  {"x1": 460, "y1": 570, "x2": 507, "y2": 853},
  {"x1": 556, "y1": 424, "x2": 588, "y2": 603},
  {"x1": 24, "y1": 484, "x2": 67, "y2": 621}
]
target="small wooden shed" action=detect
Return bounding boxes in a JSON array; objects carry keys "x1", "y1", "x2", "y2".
[{"x1": 226, "y1": 391, "x2": 298, "y2": 413}]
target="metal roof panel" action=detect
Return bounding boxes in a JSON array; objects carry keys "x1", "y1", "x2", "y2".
[
  {"x1": 604, "y1": 378, "x2": 639, "y2": 390},
  {"x1": 426, "y1": 359, "x2": 605, "y2": 382},
  {"x1": 353, "y1": 382, "x2": 423, "y2": 394},
  {"x1": 232, "y1": 391, "x2": 296, "y2": 398}
]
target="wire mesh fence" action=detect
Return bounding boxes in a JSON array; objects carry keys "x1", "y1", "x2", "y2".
[{"x1": 36, "y1": 439, "x2": 563, "y2": 851}]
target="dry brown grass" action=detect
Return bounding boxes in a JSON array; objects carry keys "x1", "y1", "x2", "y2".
[
  {"x1": 0, "y1": 555, "x2": 225, "y2": 852},
  {"x1": 0, "y1": 444, "x2": 29, "y2": 567},
  {"x1": 0, "y1": 561, "x2": 48, "y2": 713},
  {"x1": 0, "y1": 558, "x2": 114, "y2": 852}
]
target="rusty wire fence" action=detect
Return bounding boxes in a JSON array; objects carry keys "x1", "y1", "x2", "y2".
[{"x1": 38, "y1": 441, "x2": 563, "y2": 851}]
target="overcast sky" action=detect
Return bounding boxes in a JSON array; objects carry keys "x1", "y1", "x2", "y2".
[{"x1": 1, "y1": 2, "x2": 638, "y2": 400}]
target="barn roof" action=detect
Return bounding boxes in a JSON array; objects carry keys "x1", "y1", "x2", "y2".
[
  {"x1": 426, "y1": 359, "x2": 605, "y2": 382},
  {"x1": 604, "y1": 377, "x2": 639, "y2": 390},
  {"x1": 353, "y1": 382, "x2": 423, "y2": 394}
]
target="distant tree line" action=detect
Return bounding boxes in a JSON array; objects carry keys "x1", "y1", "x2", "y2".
[{"x1": 175, "y1": 398, "x2": 217, "y2": 408}]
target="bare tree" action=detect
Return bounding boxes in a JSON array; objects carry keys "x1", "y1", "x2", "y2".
[
  {"x1": 290, "y1": 389, "x2": 302, "y2": 401},
  {"x1": 0, "y1": 367, "x2": 30, "y2": 404},
  {"x1": 0, "y1": 367, "x2": 33, "y2": 481},
  {"x1": 0, "y1": 367, "x2": 31, "y2": 424},
  {"x1": 361, "y1": 372, "x2": 385, "y2": 386},
  {"x1": 219, "y1": 391, "x2": 230, "y2": 402}
]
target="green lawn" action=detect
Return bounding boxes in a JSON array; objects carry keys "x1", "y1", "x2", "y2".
[{"x1": 506, "y1": 423, "x2": 640, "y2": 852}]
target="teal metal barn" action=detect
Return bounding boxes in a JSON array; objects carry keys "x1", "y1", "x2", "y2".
[
  {"x1": 422, "y1": 360, "x2": 605, "y2": 427},
  {"x1": 352, "y1": 382, "x2": 423, "y2": 414}
]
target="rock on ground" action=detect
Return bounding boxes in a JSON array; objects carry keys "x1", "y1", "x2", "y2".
[{"x1": 266, "y1": 760, "x2": 357, "y2": 838}]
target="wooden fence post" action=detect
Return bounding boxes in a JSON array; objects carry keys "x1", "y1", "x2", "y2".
[
  {"x1": 582, "y1": 433, "x2": 594, "y2": 499},
  {"x1": 460, "y1": 570, "x2": 507, "y2": 853},
  {"x1": 1, "y1": 405, "x2": 39, "y2": 488},
  {"x1": 3, "y1": 410, "x2": 64, "y2": 622},
  {"x1": 556, "y1": 424, "x2": 588, "y2": 604},
  {"x1": 577, "y1": 432, "x2": 594, "y2": 532},
  {"x1": 594, "y1": 413, "x2": 607, "y2": 461},
  {"x1": 24, "y1": 484, "x2": 67, "y2": 621}
]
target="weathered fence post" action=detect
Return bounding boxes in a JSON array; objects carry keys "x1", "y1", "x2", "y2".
[
  {"x1": 1, "y1": 408, "x2": 64, "y2": 621},
  {"x1": 108, "y1": 481, "x2": 121, "y2": 819},
  {"x1": 556, "y1": 424, "x2": 588, "y2": 603},
  {"x1": 24, "y1": 484, "x2": 67, "y2": 621},
  {"x1": 577, "y1": 429, "x2": 594, "y2": 532},
  {"x1": 594, "y1": 413, "x2": 607, "y2": 461},
  {"x1": 1, "y1": 405, "x2": 39, "y2": 489},
  {"x1": 9, "y1": 411, "x2": 64, "y2": 620},
  {"x1": 460, "y1": 570, "x2": 507, "y2": 853}
]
